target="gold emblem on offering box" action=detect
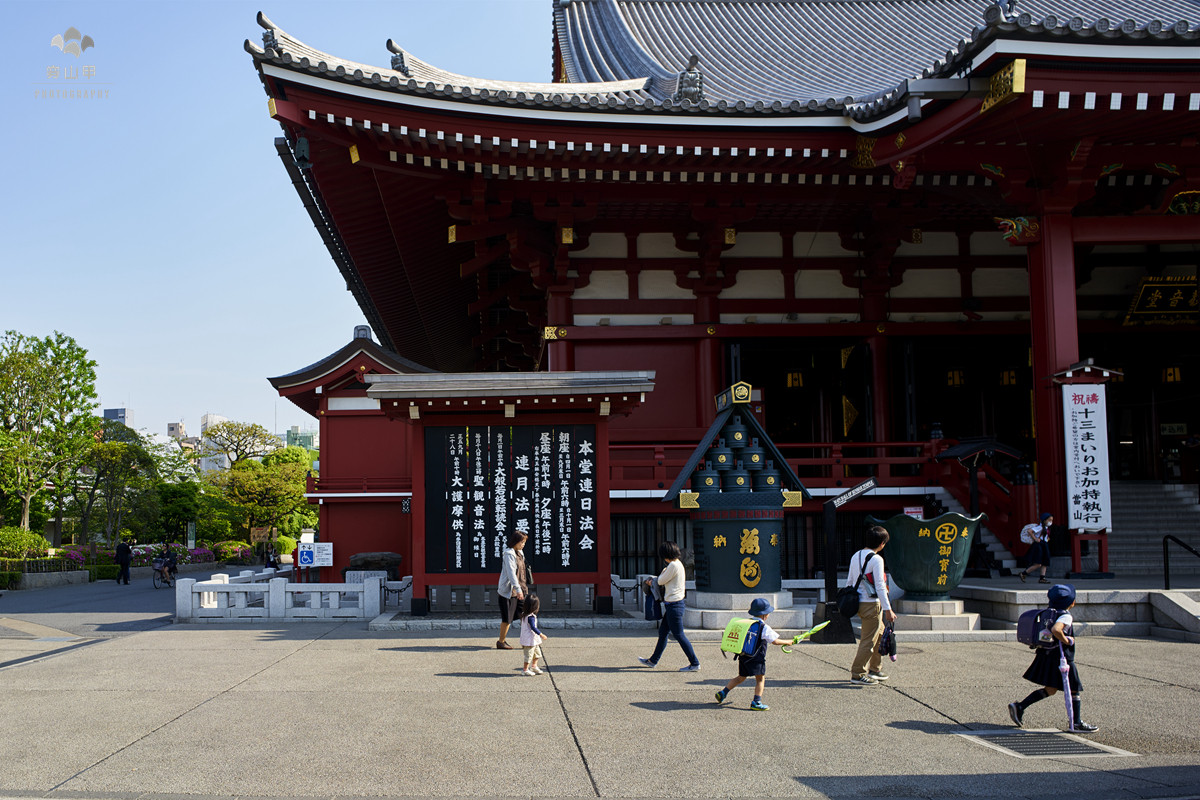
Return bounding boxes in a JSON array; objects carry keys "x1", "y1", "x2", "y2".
[
  {"x1": 718, "y1": 454, "x2": 727, "y2": 463},
  {"x1": 678, "y1": 492, "x2": 700, "y2": 509},
  {"x1": 736, "y1": 476, "x2": 745, "y2": 485},
  {"x1": 740, "y1": 558, "x2": 761, "y2": 588},
  {"x1": 935, "y1": 523, "x2": 958, "y2": 544},
  {"x1": 782, "y1": 490, "x2": 803, "y2": 507},
  {"x1": 740, "y1": 528, "x2": 760, "y2": 554}
]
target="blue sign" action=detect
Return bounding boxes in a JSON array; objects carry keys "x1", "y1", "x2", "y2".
[{"x1": 297, "y1": 545, "x2": 315, "y2": 566}]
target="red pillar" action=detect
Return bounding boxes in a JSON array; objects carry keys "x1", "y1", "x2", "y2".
[
  {"x1": 1027, "y1": 215, "x2": 1078, "y2": 522},
  {"x1": 867, "y1": 335, "x2": 891, "y2": 478},
  {"x1": 696, "y1": 337, "x2": 721, "y2": 429},
  {"x1": 547, "y1": 287, "x2": 574, "y2": 372}
]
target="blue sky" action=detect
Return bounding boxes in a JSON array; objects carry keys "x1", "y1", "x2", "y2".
[{"x1": 2, "y1": 1, "x2": 549, "y2": 439}]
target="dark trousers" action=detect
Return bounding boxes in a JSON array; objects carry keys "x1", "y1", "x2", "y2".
[
  {"x1": 117, "y1": 563, "x2": 130, "y2": 584},
  {"x1": 650, "y1": 600, "x2": 698, "y2": 666}
]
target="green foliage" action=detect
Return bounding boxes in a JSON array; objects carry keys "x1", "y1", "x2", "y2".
[
  {"x1": 212, "y1": 540, "x2": 253, "y2": 562},
  {"x1": 210, "y1": 459, "x2": 308, "y2": 536},
  {"x1": 155, "y1": 481, "x2": 200, "y2": 542},
  {"x1": 0, "y1": 572, "x2": 19, "y2": 589},
  {"x1": 272, "y1": 534, "x2": 297, "y2": 555},
  {"x1": 0, "y1": 330, "x2": 99, "y2": 530},
  {"x1": 87, "y1": 564, "x2": 120, "y2": 581},
  {"x1": 262, "y1": 445, "x2": 309, "y2": 467},
  {"x1": 0, "y1": 526, "x2": 51, "y2": 558},
  {"x1": 1, "y1": 494, "x2": 50, "y2": 532}
]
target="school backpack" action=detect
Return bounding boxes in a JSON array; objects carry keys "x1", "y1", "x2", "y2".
[
  {"x1": 720, "y1": 618, "x2": 764, "y2": 659},
  {"x1": 1016, "y1": 607, "x2": 1062, "y2": 650}
]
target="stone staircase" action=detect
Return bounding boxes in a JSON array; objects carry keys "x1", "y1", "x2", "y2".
[
  {"x1": 1110, "y1": 482, "x2": 1200, "y2": 576},
  {"x1": 934, "y1": 489, "x2": 1019, "y2": 572}
]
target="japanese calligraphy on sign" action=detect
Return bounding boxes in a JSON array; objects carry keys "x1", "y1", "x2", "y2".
[
  {"x1": 425, "y1": 425, "x2": 598, "y2": 574},
  {"x1": 1062, "y1": 386, "x2": 1111, "y2": 531},
  {"x1": 1123, "y1": 277, "x2": 1198, "y2": 326}
]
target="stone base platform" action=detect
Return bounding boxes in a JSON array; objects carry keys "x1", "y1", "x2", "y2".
[
  {"x1": 892, "y1": 598, "x2": 981, "y2": 632},
  {"x1": 683, "y1": 590, "x2": 807, "y2": 630}
]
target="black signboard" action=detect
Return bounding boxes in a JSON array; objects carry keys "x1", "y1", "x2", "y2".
[
  {"x1": 1123, "y1": 277, "x2": 1198, "y2": 326},
  {"x1": 424, "y1": 425, "x2": 598, "y2": 574}
]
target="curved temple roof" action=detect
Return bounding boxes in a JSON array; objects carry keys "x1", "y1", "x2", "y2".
[{"x1": 248, "y1": 2, "x2": 1200, "y2": 123}]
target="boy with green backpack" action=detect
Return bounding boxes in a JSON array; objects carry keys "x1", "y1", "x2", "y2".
[{"x1": 714, "y1": 598, "x2": 790, "y2": 711}]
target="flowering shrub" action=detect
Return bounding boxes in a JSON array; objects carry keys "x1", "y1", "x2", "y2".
[
  {"x1": 0, "y1": 527, "x2": 52, "y2": 558},
  {"x1": 212, "y1": 541, "x2": 253, "y2": 562},
  {"x1": 60, "y1": 542, "x2": 216, "y2": 566},
  {"x1": 57, "y1": 549, "x2": 86, "y2": 567}
]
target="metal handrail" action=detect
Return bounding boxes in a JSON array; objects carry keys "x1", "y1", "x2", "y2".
[{"x1": 1163, "y1": 535, "x2": 1200, "y2": 590}]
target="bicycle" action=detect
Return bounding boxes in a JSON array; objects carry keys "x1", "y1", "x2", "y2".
[{"x1": 151, "y1": 558, "x2": 175, "y2": 589}]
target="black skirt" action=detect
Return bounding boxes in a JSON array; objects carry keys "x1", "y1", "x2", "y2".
[{"x1": 1023, "y1": 647, "x2": 1082, "y2": 693}]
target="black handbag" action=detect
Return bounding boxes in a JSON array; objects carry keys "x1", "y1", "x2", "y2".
[{"x1": 835, "y1": 552, "x2": 874, "y2": 618}]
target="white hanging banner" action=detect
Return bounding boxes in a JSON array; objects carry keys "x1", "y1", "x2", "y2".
[{"x1": 1062, "y1": 384, "x2": 1112, "y2": 531}]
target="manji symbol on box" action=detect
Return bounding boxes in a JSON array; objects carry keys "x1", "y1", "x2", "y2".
[{"x1": 424, "y1": 425, "x2": 598, "y2": 574}]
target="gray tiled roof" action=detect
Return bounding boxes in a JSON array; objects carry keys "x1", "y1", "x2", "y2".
[
  {"x1": 248, "y1": 3, "x2": 1199, "y2": 121},
  {"x1": 365, "y1": 371, "x2": 656, "y2": 399},
  {"x1": 561, "y1": 0, "x2": 1200, "y2": 114}
]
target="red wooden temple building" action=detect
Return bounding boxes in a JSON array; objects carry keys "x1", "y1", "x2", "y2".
[{"x1": 259, "y1": 0, "x2": 1200, "y2": 592}]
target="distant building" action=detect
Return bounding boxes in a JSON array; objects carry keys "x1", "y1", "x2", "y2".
[
  {"x1": 103, "y1": 408, "x2": 134, "y2": 429},
  {"x1": 286, "y1": 425, "x2": 319, "y2": 451},
  {"x1": 199, "y1": 413, "x2": 230, "y2": 471},
  {"x1": 167, "y1": 421, "x2": 186, "y2": 439}
]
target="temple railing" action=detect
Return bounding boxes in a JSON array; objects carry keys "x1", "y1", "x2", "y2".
[{"x1": 609, "y1": 438, "x2": 1021, "y2": 545}]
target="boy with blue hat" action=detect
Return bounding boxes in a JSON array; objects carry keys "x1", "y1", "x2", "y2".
[
  {"x1": 1007, "y1": 583, "x2": 1099, "y2": 732},
  {"x1": 714, "y1": 598, "x2": 790, "y2": 711}
]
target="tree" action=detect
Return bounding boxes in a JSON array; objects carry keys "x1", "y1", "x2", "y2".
[
  {"x1": 0, "y1": 331, "x2": 99, "y2": 530},
  {"x1": 208, "y1": 459, "x2": 308, "y2": 536},
  {"x1": 88, "y1": 422, "x2": 157, "y2": 546},
  {"x1": 200, "y1": 421, "x2": 279, "y2": 469},
  {"x1": 156, "y1": 481, "x2": 201, "y2": 543}
]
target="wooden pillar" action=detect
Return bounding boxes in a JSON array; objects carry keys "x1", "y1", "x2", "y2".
[
  {"x1": 696, "y1": 336, "x2": 721, "y2": 429},
  {"x1": 867, "y1": 334, "x2": 891, "y2": 477},
  {"x1": 1027, "y1": 215, "x2": 1078, "y2": 522},
  {"x1": 547, "y1": 286, "x2": 574, "y2": 372}
]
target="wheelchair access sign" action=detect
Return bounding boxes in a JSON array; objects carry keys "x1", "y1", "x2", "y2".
[{"x1": 296, "y1": 543, "x2": 332, "y2": 567}]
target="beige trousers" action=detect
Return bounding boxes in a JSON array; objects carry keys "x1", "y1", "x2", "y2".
[{"x1": 851, "y1": 601, "x2": 883, "y2": 678}]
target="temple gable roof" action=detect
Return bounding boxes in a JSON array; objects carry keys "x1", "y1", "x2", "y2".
[{"x1": 248, "y1": 3, "x2": 1200, "y2": 123}]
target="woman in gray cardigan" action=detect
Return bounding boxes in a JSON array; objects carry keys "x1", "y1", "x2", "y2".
[{"x1": 496, "y1": 531, "x2": 529, "y2": 649}]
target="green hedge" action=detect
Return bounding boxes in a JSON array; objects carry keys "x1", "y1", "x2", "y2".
[
  {"x1": 87, "y1": 565, "x2": 121, "y2": 581},
  {"x1": 0, "y1": 572, "x2": 20, "y2": 589},
  {"x1": 273, "y1": 535, "x2": 297, "y2": 555},
  {"x1": 0, "y1": 527, "x2": 51, "y2": 559}
]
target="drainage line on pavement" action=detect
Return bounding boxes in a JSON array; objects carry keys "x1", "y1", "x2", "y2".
[
  {"x1": 0, "y1": 639, "x2": 103, "y2": 671},
  {"x1": 543, "y1": 657, "x2": 602, "y2": 798}
]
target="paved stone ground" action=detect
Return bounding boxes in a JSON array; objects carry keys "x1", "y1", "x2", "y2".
[{"x1": 0, "y1": 610, "x2": 1198, "y2": 799}]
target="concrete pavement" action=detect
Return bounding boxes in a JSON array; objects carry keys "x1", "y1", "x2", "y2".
[{"x1": 0, "y1": 601, "x2": 1199, "y2": 799}]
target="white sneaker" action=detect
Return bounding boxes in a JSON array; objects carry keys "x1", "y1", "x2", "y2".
[
  {"x1": 532, "y1": 666, "x2": 544, "y2": 675},
  {"x1": 850, "y1": 674, "x2": 879, "y2": 686},
  {"x1": 522, "y1": 669, "x2": 535, "y2": 676}
]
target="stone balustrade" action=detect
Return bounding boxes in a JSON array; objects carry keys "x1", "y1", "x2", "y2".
[{"x1": 176, "y1": 576, "x2": 381, "y2": 622}]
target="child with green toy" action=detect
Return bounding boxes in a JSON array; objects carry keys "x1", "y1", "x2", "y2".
[{"x1": 714, "y1": 598, "x2": 791, "y2": 711}]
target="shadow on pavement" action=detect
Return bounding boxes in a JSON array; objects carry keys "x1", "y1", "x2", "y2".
[
  {"x1": 383, "y1": 645, "x2": 491, "y2": 653},
  {"x1": 794, "y1": 765, "x2": 1200, "y2": 797},
  {"x1": 631, "y1": 699, "x2": 715, "y2": 712}
]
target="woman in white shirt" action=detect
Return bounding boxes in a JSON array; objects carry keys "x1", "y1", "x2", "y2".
[
  {"x1": 638, "y1": 541, "x2": 700, "y2": 671},
  {"x1": 847, "y1": 526, "x2": 896, "y2": 685}
]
